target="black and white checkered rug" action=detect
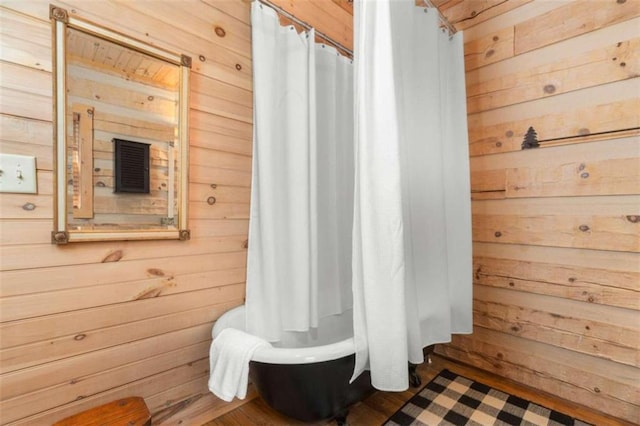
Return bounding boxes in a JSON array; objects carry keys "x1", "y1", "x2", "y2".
[{"x1": 384, "y1": 369, "x2": 592, "y2": 426}]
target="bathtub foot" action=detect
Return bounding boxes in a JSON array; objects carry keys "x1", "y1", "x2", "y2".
[
  {"x1": 333, "y1": 409, "x2": 349, "y2": 426},
  {"x1": 408, "y1": 363, "x2": 421, "y2": 388}
]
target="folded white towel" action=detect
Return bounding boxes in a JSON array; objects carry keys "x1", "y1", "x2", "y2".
[{"x1": 208, "y1": 328, "x2": 271, "y2": 402}]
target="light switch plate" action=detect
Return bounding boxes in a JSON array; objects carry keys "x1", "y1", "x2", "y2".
[{"x1": 0, "y1": 154, "x2": 38, "y2": 194}]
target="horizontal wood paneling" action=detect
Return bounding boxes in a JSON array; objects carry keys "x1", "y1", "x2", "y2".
[
  {"x1": 466, "y1": 37, "x2": 639, "y2": 113},
  {"x1": 1, "y1": 283, "x2": 246, "y2": 351},
  {"x1": 0, "y1": 265, "x2": 246, "y2": 322},
  {"x1": 2, "y1": 323, "x2": 212, "y2": 400},
  {"x1": 0, "y1": 288, "x2": 244, "y2": 374},
  {"x1": 439, "y1": 1, "x2": 640, "y2": 423},
  {"x1": 190, "y1": 182, "x2": 251, "y2": 204},
  {"x1": 464, "y1": 26, "x2": 514, "y2": 71},
  {"x1": 468, "y1": 79, "x2": 640, "y2": 155},
  {"x1": 0, "y1": 250, "x2": 247, "y2": 298},
  {"x1": 473, "y1": 287, "x2": 639, "y2": 367},
  {"x1": 443, "y1": 0, "x2": 534, "y2": 31},
  {"x1": 474, "y1": 255, "x2": 639, "y2": 310},
  {"x1": 2, "y1": 341, "x2": 211, "y2": 423},
  {"x1": 0, "y1": 235, "x2": 248, "y2": 271},
  {"x1": 11, "y1": 358, "x2": 214, "y2": 425},
  {"x1": 190, "y1": 128, "x2": 253, "y2": 156},
  {"x1": 0, "y1": 0, "x2": 259, "y2": 424},
  {"x1": 472, "y1": 196, "x2": 640, "y2": 252},
  {"x1": 470, "y1": 136, "x2": 640, "y2": 197},
  {"x1": 514, "y1": 0, "x2": 640, "y2": 54}
]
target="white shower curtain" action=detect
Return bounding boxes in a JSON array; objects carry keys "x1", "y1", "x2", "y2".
[
  {"x1": 246, "y1": 2, "x2": 354, "y2": 342},
  {"x1": 351, "y1": 0, "x2": 473, "y2": 390}
]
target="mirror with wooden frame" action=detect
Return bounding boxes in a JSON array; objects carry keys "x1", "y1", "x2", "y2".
[{"x1": 51, "y1": 5, "x2": 191, "y2": 243}]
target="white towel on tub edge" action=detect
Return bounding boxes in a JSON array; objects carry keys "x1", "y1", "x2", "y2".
[{"x1": 208, "y1": 328, "x2": 272, "y2": 401}]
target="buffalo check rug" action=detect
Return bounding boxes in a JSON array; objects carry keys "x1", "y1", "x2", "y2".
[{"x1": 384, "y1": 369, "x2": 592, "y2": 426}]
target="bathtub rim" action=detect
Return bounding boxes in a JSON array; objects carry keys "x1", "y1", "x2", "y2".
[{"x1": 212, "y1": 305, "x2": 356, "y2": 365}]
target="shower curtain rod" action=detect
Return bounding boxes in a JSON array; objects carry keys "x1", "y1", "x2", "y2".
[
  {"x1": 255, "y1": 1, "x2": 454, "y2": 57},
  {"x1": 257, "y1": 0, "x2": 354, "y2": 58},
  {"x1": 422, "y1": 0, "x2": 457, "y2": 35}
]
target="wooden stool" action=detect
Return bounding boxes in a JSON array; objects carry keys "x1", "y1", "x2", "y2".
[{"x1": 53, "y1": 397, "x2": 151, "y2": 426}]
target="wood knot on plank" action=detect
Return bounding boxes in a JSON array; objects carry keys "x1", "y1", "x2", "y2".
[
  {"x1": 22, "y1": 202, "x2": 36, "y2": 211},
  {"x1": 147, "y1": 268, "x2": 165, "y2": 277},
  {"x1": 578, "y1": 224, "x2": 590, "y2": 232},
  {"x1": 102, "y1": 250, "x2": 123, "y2": 263},
  {"x1": 215, "y1": 26, "x2": 226, "y2": 37},
  {"x1": 543, "y1": 84, "x2": 556, "y2": 94},
  {"x1": 135, "y1": 287, "x2": 164, "y2": 300},
  {"x1": 626, "y1": 215, "x2": 640, "y2": 223}
]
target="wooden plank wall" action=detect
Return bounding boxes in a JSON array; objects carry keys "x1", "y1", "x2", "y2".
[
  {"x1": 432, "y1": 0, "x2": 640, "y2": 423},
  {"x1": 0, "y1": 0, "x2": 257, "y2": 424}
]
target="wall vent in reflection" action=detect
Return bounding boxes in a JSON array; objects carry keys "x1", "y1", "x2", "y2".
[{"x1": 113, "y1": 138, "x2": 150, "y2": 193}]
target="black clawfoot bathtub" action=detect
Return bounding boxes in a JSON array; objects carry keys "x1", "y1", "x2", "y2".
[{"x1": 212, "y1": 305, "x2": 374, "y2": 423}]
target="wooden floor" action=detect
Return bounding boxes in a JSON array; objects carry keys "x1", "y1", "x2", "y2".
[{"x1": 203, "y1": 354, "x2": 631, "y2": 425}]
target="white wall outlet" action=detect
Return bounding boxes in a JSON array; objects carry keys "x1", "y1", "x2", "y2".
[{"x1": 0, "y1": 154, "x2": 38, "y2": 194}]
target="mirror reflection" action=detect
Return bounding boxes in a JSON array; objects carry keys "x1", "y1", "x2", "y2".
[{"x1": 66, "y1": 27, "x2": 180, "y2": 231}]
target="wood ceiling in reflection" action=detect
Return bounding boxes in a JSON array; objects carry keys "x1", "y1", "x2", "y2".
[{"x1": 66, "y1": 28, "x2": 180, "y2": 90}]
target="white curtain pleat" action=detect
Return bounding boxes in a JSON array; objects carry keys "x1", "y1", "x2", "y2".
[
  {"x1": 351, "y1": 0, "x2": 410, "y2": 391},
  {"x1": 246, "y1": 2, "x2": 354, "y2": 342},
  {"x1": 352, "y1": 0, "x2": 472, "y2": 390}
]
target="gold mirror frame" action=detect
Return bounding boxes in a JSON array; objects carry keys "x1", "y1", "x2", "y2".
[{"x1": 51, "y1": 5, "x2": 190, "y2": 244}]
